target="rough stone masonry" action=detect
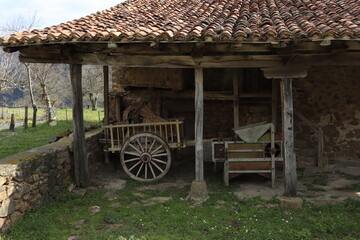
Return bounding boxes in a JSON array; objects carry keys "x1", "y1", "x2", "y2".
[{"x1": 0, "y1": 128, "x2": 103, "y2": 232}]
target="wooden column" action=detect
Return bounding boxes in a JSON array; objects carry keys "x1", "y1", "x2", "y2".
[
  {"x1": 70, "y1": 64, "x2": 89, "y2": 187},
  {"x1": 195, "y1": 67, "x2": 204, "y2": 182},
  {"x1": 272, "y1": 80, "x2": 278, "y2": 133},
  {"x1": 281, "y1": 78, "x2": 297, "y2": 196},
  {"x1": 103, "y1": 66, "x2": 110, "y2": 163},
  {"x1": 262, "y1": 66, "x2": 308, "y2": 197},
  {"x1": 233, "y1": 69, "x2": 239, "y2": 129},
  {"x1": 103, "y1": 66, "x2": 110, "y2": 126}
]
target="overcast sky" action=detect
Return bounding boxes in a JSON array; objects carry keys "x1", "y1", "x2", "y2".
[{"x1": 0, "y1": 0, "x2": 124, "y2": 30}]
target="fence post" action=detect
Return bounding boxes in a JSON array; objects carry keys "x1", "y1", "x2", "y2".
[
  {"x1": 24, "y1": 106, "x2": 28, "y2": 129},
  {"x1": 9, "y1": 114, "x2": 15, "y2": 132}
]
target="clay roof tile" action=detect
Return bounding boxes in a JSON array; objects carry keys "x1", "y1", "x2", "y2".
[{"x1": 1, "y1": 0, "x2": 359, "y2": 46}]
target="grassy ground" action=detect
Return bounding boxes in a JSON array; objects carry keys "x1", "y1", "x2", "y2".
[
  {"x1": 0, "y1": 108, "x2": 104, "y2": 159},
  {"x1": 2, "y1": 173, "x2": 360, "y2": 240}
]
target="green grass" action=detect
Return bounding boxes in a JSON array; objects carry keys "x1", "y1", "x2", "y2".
[
  {"x1": 0, "y1": 108, "x2": 104, "y2": 159},
  {"x1": 0, "y1": 108, "x2": 104, "y2": 122},
  {"x1": 3, "y1": 180, "x2": 360, "y2": 240}
]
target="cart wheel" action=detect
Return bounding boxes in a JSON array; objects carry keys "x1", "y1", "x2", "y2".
[{"x1": 120, "y1": 133, "x2": 171, "y2": 182}]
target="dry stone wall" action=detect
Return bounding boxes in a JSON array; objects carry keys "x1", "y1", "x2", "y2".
[{"x1": 0, "y1": 129, "x2": 103, "y2": 232}]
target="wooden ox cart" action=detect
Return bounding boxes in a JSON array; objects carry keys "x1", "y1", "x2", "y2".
[
  {"x1": 103, "y1": 103, "x2": 282, "y2": 187},
  {"x1": 102, "y1": 102, "x2": 185, "y2": 182}
]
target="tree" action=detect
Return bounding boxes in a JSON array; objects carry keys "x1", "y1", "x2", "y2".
[
  {"x1": 1, "y1": 12, "x2": 40, "y2": 125},
  {"x1": 0, "y1": 49, "x2": 25, "y2": 93},
  {"x1": 24, "y1": 63, "x2": 38, "y2": 127},
  {"x1": 82, "y1": 65, "x2": 103, "y2": 110},
  {"x1": 31, "y1": 63, "x2": 57, "y2": 121}
]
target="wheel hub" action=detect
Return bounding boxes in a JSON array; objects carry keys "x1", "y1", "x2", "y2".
[{"x1": 140, "y1": 152, "x2": 152, "y2": 163}]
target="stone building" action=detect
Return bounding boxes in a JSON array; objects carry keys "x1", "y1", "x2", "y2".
[
  {"x1": 111, "y1": 65, "x2": 360, "y2": 165},
  {"x1": 1, "y1": 0, "x2": 359, "y2": 198}
]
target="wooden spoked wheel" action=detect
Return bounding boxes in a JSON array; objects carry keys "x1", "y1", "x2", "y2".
[{"x1": 120, "y1": 133, "x2": 171, "y2": 182}]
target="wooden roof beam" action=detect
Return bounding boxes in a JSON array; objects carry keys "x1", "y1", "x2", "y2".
[{"x1": 18, "y1": 51, "x2": 360, "y2": 68}]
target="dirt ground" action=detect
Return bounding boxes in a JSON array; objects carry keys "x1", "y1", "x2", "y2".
[{"x1": 90, "y1": 152, "x2": 360, "y2": 206}]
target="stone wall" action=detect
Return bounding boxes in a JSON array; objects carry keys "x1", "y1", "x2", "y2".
[
  {"x1": 293, "y1": 66, "x2": 360, "y2": 164},
  {"x1": 0, "y1": 128, "x2": 103, "y2": 232}
]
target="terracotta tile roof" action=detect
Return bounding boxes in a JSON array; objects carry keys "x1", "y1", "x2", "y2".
[{"x1": 1, "y1": 0, "x2": 359, "y2": 46}]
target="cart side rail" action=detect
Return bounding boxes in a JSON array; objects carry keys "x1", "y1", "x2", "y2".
[{"x1": 103, "y1": 120, "x2": 184, "y2": 153}]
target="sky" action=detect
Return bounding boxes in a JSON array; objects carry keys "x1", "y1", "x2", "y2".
[{"x1": 0, "y1": 0, "x2": 124, "y2": 30}]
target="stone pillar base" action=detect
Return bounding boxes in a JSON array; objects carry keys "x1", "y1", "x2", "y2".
[
  {"x1": 187, "y1": 181, "x2": 209, "y2": 202},
  {"x1": 277, "y1": 196, "x2": 303, "y2": 208}
]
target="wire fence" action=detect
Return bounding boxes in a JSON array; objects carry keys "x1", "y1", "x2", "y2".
[{"x1": 0, "y1": 106, "x2": 104, "y2": 130}]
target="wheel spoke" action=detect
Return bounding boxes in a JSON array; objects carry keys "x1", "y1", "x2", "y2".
[
  {"x1": 145, "y1": 136, "x2": 148, "y2": 152},
  {"x1": 121, "y1": 133, "x2": 171, "y2": 182},
  {"x1": 145, "y1": 164, "x2": 148, "y2": 180},
  {"x1": 148, "y1": 139, "x2": 156, "y2": 153},
  {"x1": 152, "y1": 152, "x2": 168, "y2": 158},
  {"x1": 129, "y1": 143, "x2": 142, "y2": 155},
  {"x1": 124, "y1": 157, "x2": 140, "y2": 163},
  {"x1": 149, "y1": 163, "x2": 156, "y2": 178},
  {"x1": 152, "y1": 158, "x2": 167, "y2": 165},
  {"x1": 124, "y1": 151, "x2": 140, "y2": 157},
  {"x1": 136, "y1": 138, "x2": 144, "y2": 152},
  {"x1": 151, "y1": 145, "x2": 163, "y2": 155},
  {"x1": 129, "y1": 160, "x2": 142, "y2": 172},
  {"x1": 151, "y1": 161, "x2": 164, "y2": 173},
  {"x1": 136, "y1": 163, "x2": 144, "y2": 177}
]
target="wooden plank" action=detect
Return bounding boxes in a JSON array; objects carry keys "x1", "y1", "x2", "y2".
[
  {"x1": 281, "y1": 78, "x2": 297, "y2": 197},
  {"x1": 233, "y1": 69, "x2": 239, "y2": 129},
  {"x1": 195, "y1": 67, "x2": 204, "y2": 182},
  {"x1": 70, "y1": 64, "x2": 89, "y2": 187},
  {"x1": 20, "y1": 50, "x2": 360, "y2": 67},
  {"x1": 8, "y1": 40, "x2": 360, "y2": 56},
  {"x1": 127, "y1": 89, "x2": 272, "y2": 101},
  {"x1": 19, "y1": 52, "x2": 283, "y2": 68}
]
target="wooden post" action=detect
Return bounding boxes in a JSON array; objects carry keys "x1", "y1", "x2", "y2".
[
  {"x1": 24, "y1": 106, "x2": 28, "y2": 129},
  {"x1": 281, "y1": 78, "x2": 297, "y2": 196},
  {"x1": 32, "y1": 106, "x2": 37, "y2": 127},
  {"x1": 9, "y1": 114, "x2": 15, "y2": 132},
  {"x1": 272, "y1": 80, "x2": 278, "y2": 133},
  {"x1": 103, "y1": 66, "x2": 110, "y2": 125},
  {"x1": 103, "y1": 66, "x2": 110, "y2": 163},
  {"x1": 195, "y1": 67, "x2": 204, "y2": 182},
  {"x1": 70, "y1": 64, "x2": 89, "y2": 187},
  {"x1": 233, "y1": 69, "x2": 239, "y2": 129}
]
